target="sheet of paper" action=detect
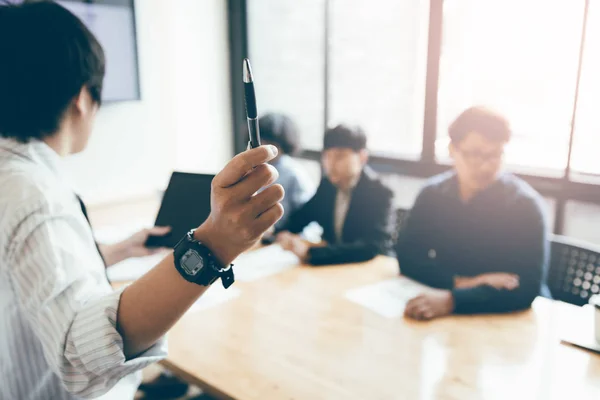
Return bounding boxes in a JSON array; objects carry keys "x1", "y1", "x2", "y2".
[
  {"x1": 95, "y1": 222, "x2": 166, "y2": 282},
  {"x1": 188, "y1": 284, "x2": 242, "y2": 313},
  {"x1": 93, "y1": 220, "x2": 153, "y2": 245},
  {"x1": 345, "y1": 277, "x2": 431, "y2": 318},
  {"x1": 233, "y1": 244, "x2": 300, "y2": 282},
  {"x1": 107, "y1": 252, "x2": 169, "y2": 282}
]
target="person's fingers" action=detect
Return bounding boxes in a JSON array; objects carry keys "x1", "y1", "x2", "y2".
[
  {"x1": 404, "y1": 297, "x2": 422, "y2": 316},
  {"x1": 253, "y1": 203, "x2": 284, "y2": 236},
  {"x1": 249, "y1": 184, "x2": 285, "y2": 217},
  {"x1": 277, "y1": 232, "x2": 293, "y2": 248},
  {"x1": 147, "y1": 226, "x2": 171, "y2": 236},
  {"x1": 277, "y1": 236, "x2": 291, "y2": 247},
  {"x1": 229, "y1": 163, "x2": 280, "y2": 200},
  {"x1": 405, "y1": 304, "x2": 425, "y2": 319},
  {"x1": 280, "y1": 241, "x2": 293, "y2": 251},
  {"x1": 423, "y1": 309, "x2": 435, "y2": 320},
  {"x1": 146, "y1": 247, "x2": 170, "y2": 255},
  {"x1": 413, "y1": 303, "x2": 431, "y2": 320},
  {"x1": 503, "y1": 276, "x2": 520, "y2": 290},
  {"x1": 275, "y1": 231, "x2": 286, "y2": 242},
  {"x1": 404, "y1": 306, "x2": 416, "y2": 318},
  {"x1": 213, "y1": 145, "x2": 278, "y2": 188}
]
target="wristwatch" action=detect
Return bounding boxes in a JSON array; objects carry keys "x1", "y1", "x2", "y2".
[{"x1": 173, "y1": 229, "x2": 235, "y2": 288}]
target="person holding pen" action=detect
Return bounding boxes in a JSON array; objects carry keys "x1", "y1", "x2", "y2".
[{"x1": 0, "y1": 2, "x2": 283, "y2": 399}]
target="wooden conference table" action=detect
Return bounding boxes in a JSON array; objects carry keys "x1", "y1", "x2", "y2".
[{"x1": 91, "y1": 197, "x2": 600, "y2": 400}]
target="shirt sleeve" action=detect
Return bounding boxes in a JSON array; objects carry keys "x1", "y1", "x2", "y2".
[
  {"x1": 395, "y1": 188, "x2": 455, "y2": 289},
  {"x1": 7, "y1": 210, "x2": 167, "y2": 399},
  {"x1": 451, "y1": 196, "x2": 548, "y2": 314}
]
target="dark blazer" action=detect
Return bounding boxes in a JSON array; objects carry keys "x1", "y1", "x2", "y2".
[{"x1": 281, "y1": 166, "x2": 395, "y2": 265}]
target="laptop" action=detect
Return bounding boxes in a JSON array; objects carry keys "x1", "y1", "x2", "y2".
[{"x1": 145, "y1": 172, "x2": 214, "y2": 248}]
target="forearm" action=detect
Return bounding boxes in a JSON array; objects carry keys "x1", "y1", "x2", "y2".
[
  {"x1": 308, "y1": 241, "x2": 379, "y2": 266},
  {"x1": 117, "y1": 253, "x2": 208, "y2": 357},
  {"x1": 116, "y1": 225, "x2": 235, "y2": 358},
  {"x1": 452, "y1": 284, "x2": 538, "y2": 314},
  {"x1": 98, "y1": 242, "x2": 130, "y2": 267},
  {"x1": 397, "y1": 254, "x2": 454, "y2": 289}
]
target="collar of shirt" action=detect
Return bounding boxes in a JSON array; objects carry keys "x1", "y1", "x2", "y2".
[
  {"x1": 334, "y1": 187, "x2": 353, "y2": 243},
  {"x1": 0, "y1": 137, "x2": 65, "y2": 178},
  {"x1": 441, "y1": 170, "x2": 509, "y2": 206}
]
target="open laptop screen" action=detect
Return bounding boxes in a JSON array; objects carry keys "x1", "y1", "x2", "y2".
[{"x1": 145, "y1": 172, "x2": 214, "y2": 248}]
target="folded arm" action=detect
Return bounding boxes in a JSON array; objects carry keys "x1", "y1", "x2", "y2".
[{"x1": 451, "y1": 200, "x2": 548, "y2": 314}]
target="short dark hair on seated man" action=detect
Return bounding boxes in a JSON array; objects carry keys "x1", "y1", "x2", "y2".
[
  {"x1": 258, "y1": 113, "x2": 301, "y2": 155},
  {"x1": 448, "y1": 106, "x2": 511, "y2": 144},
  {"x1": 323, "y1": 124, "x2": 367, "y2": 152},
  {"x1": 0, "y1": 0, "x2": 105, "y2": 143}
]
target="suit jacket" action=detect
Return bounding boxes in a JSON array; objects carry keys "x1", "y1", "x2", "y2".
[{"x1": 281, "y1": 166, "x2": 395, "y2": 265}]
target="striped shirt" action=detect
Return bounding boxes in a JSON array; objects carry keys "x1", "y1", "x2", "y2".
[{"x1": 0, "y1": 138, "x2": 167, "y2": 399}]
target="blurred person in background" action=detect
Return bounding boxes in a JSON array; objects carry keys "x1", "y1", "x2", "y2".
[
  {"x1": 396, "y1": 106, "x2": 549, "y2": 321},
  {"x1": 276, "y1": 124, "x2": 395, "y2": 266},
  {"x1": 258, "y1": 113, "x2": 315, "y2": 230}
]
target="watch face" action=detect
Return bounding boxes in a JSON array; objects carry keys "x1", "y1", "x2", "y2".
[{"x1": 181, "y1": 249, "x2": 204, "y2": 276}]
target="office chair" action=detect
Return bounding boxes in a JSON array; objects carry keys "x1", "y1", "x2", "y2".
[{"x1": 548, "y1": 235, "x2": 600, "y2": 306}]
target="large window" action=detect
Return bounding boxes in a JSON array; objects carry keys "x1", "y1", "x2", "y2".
[
  {"x1": 328, "y1": 0, "x2": 429, "y2": 157},
  {"x1": 436, "y1": 0, "x2": 584, "y2": 175},
  {"x1": 247, "y1": 0, "x2": 325, "y2": 149},
  {"x1": 571, "y1": 0, "x2": 600, "y2": 177},
  {"x1": 237, "y1": 0, "x2": 600, "y2": 236}
]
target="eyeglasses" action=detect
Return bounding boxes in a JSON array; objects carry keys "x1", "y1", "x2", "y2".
[{"x1": 455, "y1": 147, "x2": 504, "y2": 165}]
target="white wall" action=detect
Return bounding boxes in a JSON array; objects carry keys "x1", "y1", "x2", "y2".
[{"x1": 64, "y1": 0, "x2": 232, "y2": 205}]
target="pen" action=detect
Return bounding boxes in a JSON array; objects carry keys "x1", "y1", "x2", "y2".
[{"x1": 243, "y1": 58, "x2": 261, "y2": 149}]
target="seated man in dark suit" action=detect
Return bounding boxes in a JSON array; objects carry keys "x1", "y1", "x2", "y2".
[
  {"x1": 397, "y1": 106, "x2": 549, "y2": 320},
  {"x1": 276, "y1": 125, "x2": 395, "y2": 266}
]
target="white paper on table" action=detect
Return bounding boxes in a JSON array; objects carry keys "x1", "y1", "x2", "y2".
[
  {"x1": 95, "y1": 221, "x2": 166, "y2": 282},
  {"x1": 345, "y1": 277, "x2": 431, "y2": 318},
  {"x1": 188, "y1": 284, "x2": 242, "y2": 313},
  {"x1": 94, "y1": 220, "x2": 153, "y2": 245},
  {"x1": 107, "y1": 252, "x2": 169, "y2": 282},
  {"x1": 233, "y1": 244, "x2": 300, "y2": 282}
]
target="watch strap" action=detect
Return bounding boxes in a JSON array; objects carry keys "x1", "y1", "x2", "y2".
[{"x1": 174, "y1": 230, "x2": 235, "y2": 288}]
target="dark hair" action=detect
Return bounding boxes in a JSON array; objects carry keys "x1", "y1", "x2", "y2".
[
  {"x1": 448, "y1": 106, "x2": 511, "y2": 144},
  {"x1": 258, "y1": 113, "x2": 301, "y2": 155},
  {"x1": 323, "y1": 124, "x2": 367, "y2": 152},
  {"x1": 0, "y1": 1, "x2": 105, "y2": 142}
]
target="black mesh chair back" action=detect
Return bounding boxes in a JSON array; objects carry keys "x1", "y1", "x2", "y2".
[{"x1": 548, "y1": 235, "x2": 600, "y2": 306}]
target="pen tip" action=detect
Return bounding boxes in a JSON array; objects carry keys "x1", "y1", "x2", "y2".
[{"x1": 243, "y1": 58, "x2": 253, "y2": 83}]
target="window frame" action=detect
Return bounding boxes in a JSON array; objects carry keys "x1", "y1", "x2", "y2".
[{"x1": 228, "y1": 0, "x2": 600, "y2": 235}]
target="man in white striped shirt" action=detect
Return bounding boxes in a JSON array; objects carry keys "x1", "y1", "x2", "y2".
[{"x1": 0, "y1": 2, "x2": 284, "y2": 399}]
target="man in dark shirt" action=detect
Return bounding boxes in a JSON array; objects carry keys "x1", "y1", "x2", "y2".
[
  {"x1": 276, "y1": 125, "x2": 395, "y2": 265},
  {"x1": 397, "y1": 106, "x2": 549, "y2": 320}
]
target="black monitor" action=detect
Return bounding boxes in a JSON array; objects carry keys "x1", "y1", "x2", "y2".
[{"x1": 145, "y1": 172, "x2": 214, "y2": 248}]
